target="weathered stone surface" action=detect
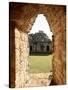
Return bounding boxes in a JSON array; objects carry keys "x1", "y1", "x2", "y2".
[
  {"x1": 29, "y1": 72, "x2": 52, "y2": 87},
  {"x1": 15, "y1": 28, "x2": 29, "y2": 87},
  {"x1": 9, "y1": 2, "x2": 66, "y2": 87}
]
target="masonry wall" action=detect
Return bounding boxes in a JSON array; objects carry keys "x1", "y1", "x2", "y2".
[
  {"x1": 9, "y1": 2, "x2": 66, "y2": 87},
  {"x1": 29, "y1": 42, "x2": 52, "y2": 53},
  {"x1": 15, "y1": 28, "x2": 29, "y2": 87}
]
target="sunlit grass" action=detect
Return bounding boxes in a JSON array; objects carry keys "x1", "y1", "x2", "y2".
[{"x1": 28, "y1": 54, "x2": 53, "y2": 73}]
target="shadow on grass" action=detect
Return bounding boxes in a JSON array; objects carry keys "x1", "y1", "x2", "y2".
[{"x1": 30, "y1": 52, "x2": 52, "y2": 56}]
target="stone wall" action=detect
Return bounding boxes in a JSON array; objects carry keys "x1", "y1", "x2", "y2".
[
  {"x1": 15, "y1": 28, "x2": 29, "y2": 87},
  {"x1": 9, "y1": 2, "x2": 66, "y2": 87},
  {"x1": 29, "y1": 43, "x2": 52, "y2": 53}
]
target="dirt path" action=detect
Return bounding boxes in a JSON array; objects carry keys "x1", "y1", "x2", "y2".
[{"x1": 28, "y1": 72, "x2": 52, "y2": 87}]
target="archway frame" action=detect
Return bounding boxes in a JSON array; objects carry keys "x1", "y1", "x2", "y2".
[{"x1": 9, "y1": 3, "x2": 66, "y2": 87}]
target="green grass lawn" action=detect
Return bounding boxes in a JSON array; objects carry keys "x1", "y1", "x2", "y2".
[{"x1": 28, "y1": 54, "x2": 53, "y2": 73}]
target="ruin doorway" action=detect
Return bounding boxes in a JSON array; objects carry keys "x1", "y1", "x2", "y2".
[
  {"x1": 46, "y1": 45, "x2": 49, "y2": 52},
  {"x1": 30, "y1": 46, "x2": 32, "y2": 52}
]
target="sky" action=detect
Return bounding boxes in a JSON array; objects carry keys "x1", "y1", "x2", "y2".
[{"x1": 29, "y1": 14, "x2": 53, "y2": 40}]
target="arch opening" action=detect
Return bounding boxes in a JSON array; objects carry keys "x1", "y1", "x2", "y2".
[{"x1": 28, "y1": 14, "x2": 54, "y2": 86}]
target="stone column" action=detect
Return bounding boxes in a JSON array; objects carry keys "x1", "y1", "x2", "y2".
[
  {"x1": 15, "y1": 28, "x2": 29, "y2": 87},
  {"x1": 51, "y1": 14, "x2": 66, "y2": 85},
  {"x1": 15, "y1": 28, "x2": 20, "y2": 87}
]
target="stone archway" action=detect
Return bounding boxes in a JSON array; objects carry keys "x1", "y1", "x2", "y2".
[{"x1": 9, "y1": 2, "x2": 66, "y2": 88}]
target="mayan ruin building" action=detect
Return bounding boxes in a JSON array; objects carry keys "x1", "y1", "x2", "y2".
[{"x1": 29, "y1": 31, "x2": 52, "y2": 54}]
